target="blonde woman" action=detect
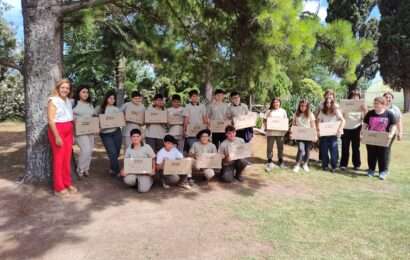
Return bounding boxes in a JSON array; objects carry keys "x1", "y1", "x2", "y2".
[{"x1": 47, "y1": 79, "x2": 77, "y2": 197}]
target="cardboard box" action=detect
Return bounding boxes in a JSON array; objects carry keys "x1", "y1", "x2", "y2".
[
  {"x1": 228, "y1": 143, "x2": 252, "y2": 160},
  {"x1": 266, "y1": 117, "x2": 289, "y2": 131},
  {"x1": 362, "y1": 130, "x2": 390, "y2": 147},
  {"x1": 124, "y1": 158, "x2": 153, "y2": 175},
  {"x1": 340, "y1": 99, "x2": 366, "y2": 113},
  {"x1": 186, "y1": 123, "x2": 207, "y2": 137},
  {"x1": 167, "y1": 111, "x2": 184, "y2": 125},
  {"x1": 290, "y1": 126, "x2": 317, "y2": 141},
  {"x1": 99, "y1": 113, "x2": 125, "y2": 129},
  {"x1": 163, "y1": 158, "x2": 193, "y2": 175},
  {"x1": 75, "y1": 117, "x2": 100, "y2": 136},
  {"x1": 210, "y1": 120, "x2": 228, "y2": 133},
  {"x1": 195, "y1": 153, "x2": 222, "y2": 169},
  {"x1": 233, "y1": 112, "x2": 258, "y2": 130},
  {"x1": 125, "y1": 109, "x2": 144, "y2": 124},
  {"x1": 145, "y1": 110, "x2": 168, "y2": 124},
  {"x1": 319, "y1": 122, "x2": 341, "y2": 136}
]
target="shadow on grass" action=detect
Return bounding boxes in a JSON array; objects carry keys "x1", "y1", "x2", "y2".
[{"x1": 0, "y1": 126, "x2": 269, "y2": 259}]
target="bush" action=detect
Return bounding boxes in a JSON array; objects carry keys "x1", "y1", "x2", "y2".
[{"x1": 0, "y1": 74, "x2": 24, "y2": 121}]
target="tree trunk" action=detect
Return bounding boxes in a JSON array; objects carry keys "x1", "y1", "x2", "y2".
[
  {"x1": 115, "y1": 56, "x2": 126, "y2": 107},
  {"x1": 22, "y1": 0, "x2": 64, "y2": 182},
  {"x1": 404, "y1": 87, "x2": 410, "y2": 113}
]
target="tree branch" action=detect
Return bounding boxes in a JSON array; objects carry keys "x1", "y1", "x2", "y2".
[
  {"x1": 61, "y1": 0, "x2": 116, "y2": 14},
  {"x1": 0, "y1": 58, "x2": 22, "y2": 72}
]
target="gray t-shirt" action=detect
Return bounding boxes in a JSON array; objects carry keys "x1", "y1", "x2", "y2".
[
  {"x1": 388, "y1": 104, "x2": 402, "y2": 121},
  {"x1": 97, "y1": 105, "x2": 121, "y2": 134},
  {"x1": 208, "y1": 102, "x2": 229, "y2": 120},
  {"x1": 189, "y1": 142, "x2": 217, "y2": 155},
  {"x1": 145, "y1": 106, "x2": 167, "y2": 139},
  {"x1": 167, "y1": 106, "x2": 184, "y2": 137},
  {"x1": 121, "y1": 102, "x2": 145, "y2": 137},
  {"x1": 227, "y1": 103, "x2": 248, "y2": 119},
  {"x1": 125, "y1": 144, "x2": 155, "y2": 159},
  {"x1": 73, "y1": 101, "x2": 94, "y2": 119},
  {"x1": 183, "y1": 103, "x2": 207, "y2": 126}
]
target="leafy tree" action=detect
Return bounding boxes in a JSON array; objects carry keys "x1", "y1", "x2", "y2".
[{"x1": 378, "y1": 0, "x2": 410, "y2": 112}]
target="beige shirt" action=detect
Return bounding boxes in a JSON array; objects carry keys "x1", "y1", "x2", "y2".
[
  {"x1": 344, "y1": 112, "x2": 363, "y2": 130},
  {"x1": 317, "y1": 110, "x2": 343, "y2": 123},
  {"x1": 145, "y1": 106, "x2": 167, "y2": 139},
  {"x1": 218, "y1": 137, "x2": 245, "y2": 156},
  {"x1": 183, "y1": 103, "x2": 207, "y2": 125},
  {"x1": 97, "y1": 105, "x2": 121, "y2": 134},
  {"x1": 189, "y1": 142, "x2": 217, "y2": 155},
  {"x1": 227, "y1": 103, "x2": 248, "y2": 119},
  {"x1": 167, "y1": 107, "x2": 184, "y2": 137},
  {"x1": 125, "y1": 144, "x2": 155, "y2": 159},
  {"x1": 208, "y1": 102, "x2": 229, "y2": 120},
  {"x1": 293, "y1": 113, "x2": 315, "y2": 128},
  {"x1": 73, "y1": 101, "x2": 94, "y2": 119},
  {"x1": 121, "y1": 102, "x2": 145, "y2": 137},
  {"x1": 264, "y1": 108, "x2": 288, "y2": 137}
]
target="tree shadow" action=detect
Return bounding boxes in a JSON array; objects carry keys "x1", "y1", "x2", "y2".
[{"x1": 0, "y1": 125, "x2": 269, "y2": 259}]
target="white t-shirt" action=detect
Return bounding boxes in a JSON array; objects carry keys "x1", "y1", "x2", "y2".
[
  {"x1": 156, "y1": 147, "x2": 183, "y2": 165},
  {"x1": 49, "y1": 96, "x2": 73, "y2": 123}
]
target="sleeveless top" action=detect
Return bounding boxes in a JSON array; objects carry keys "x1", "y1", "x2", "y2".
[{"x1": 49, "y1": 96, "x2": 73, "y2": 123}]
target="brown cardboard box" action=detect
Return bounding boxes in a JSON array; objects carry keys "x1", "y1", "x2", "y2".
[
  {"x1": 125, "y1": 108, "x2": 144, "y2": 124},
  {"x1": 163, "y1": 158, "x2": 193, "y2": 175},
  {"x1": 290, "y1": 126, "x2": 317, "y2": 141},
  {"x1": 362, "y1": 130, "x2": 390, "y2": 147},
  {"x1": 210, "y1": 120, "x2": 229, "y2": 133},
  {"x1": 124, "y1": 158, "x2": 153, "y2": 174},
  {"x1": 340, "y1": 99, "x2": 366, "y2": 113},
  {"x1": 233, "y1": 112, "x2": 258, "y2": 130},
  {"x1": 99, "y1": 113, "x2": 125, "y2": 129},
  {"x1": 167, "y1": 111, "x2": 184, "y2": 125},
  {"x1": 186, "y1": 123, "x2": 207, "y2": 137},
  {"x1": 75, "y1": 117, "x2": 100, "y2": 136},
  {"x1": 266, "y1": 117, "x2": 289, "y2": 131},
  {"x1": 228, "y1": 143, "x2": 252, "y2": 160},
  {"x1": 319, "y1": 122, "x2": 341, "y2": 136},
  {"x1": 145, "y1": 110, "x2": 168, "y2": 124},
  {"x1": 195, "y1": 153, "x2": 222, "y2": 169}
]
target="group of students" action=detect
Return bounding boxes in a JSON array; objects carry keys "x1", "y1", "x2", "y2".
[
  {"x1": 263, "y1": 89, "x2": 402, "y2": 182},
  {"x1": 47, "y1": 79, "x2": 402, "y2": 197},
  {"x1": 47, "y1": 79, "x2": 252, "y2": 196}
]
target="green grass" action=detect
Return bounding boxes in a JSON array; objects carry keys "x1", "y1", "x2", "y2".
[{"x1": 231, "y1": 115, "x2": 410, "y2": 259}]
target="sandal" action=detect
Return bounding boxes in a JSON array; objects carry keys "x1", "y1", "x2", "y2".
[
  {"x1": 55, "y1": 189, "x2": 69, "y2": 197},
  {"x1": 67, "y1": 186, "x2": 78, "y2": 193}
]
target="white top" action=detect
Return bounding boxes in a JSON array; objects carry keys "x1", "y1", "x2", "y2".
[
  {"x1": 293, "y1": 113, "x2": 315, "y2": 128},
  {"x1": 264, "y1": 108, "x2": 288, "y2": 136},
  {"x1": 156, "y1": 147, "x2": 184, "y2": 165},
  {"x1": 344, "y1": 112, "x2": 363, "y2": 130},
  {"x1": 49, "y1": 96, "x2": 73, "y2": 123}
]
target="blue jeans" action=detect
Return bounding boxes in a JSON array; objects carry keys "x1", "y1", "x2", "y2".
[
  {"x1": 319, "y1": 136, "x2": 338, "y2": 169},
  {"x1": 100, "y1": 129, "x2": 122, "y2": 174}
]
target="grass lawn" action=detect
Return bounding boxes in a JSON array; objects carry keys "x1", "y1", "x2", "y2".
[{"x1": 230, "y1": 114, "x2": 410, "y2": 259}]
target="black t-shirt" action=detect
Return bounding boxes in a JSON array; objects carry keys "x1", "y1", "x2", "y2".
[{"x1": 363, "y1": 109, "x2": 396, "y2": 132}]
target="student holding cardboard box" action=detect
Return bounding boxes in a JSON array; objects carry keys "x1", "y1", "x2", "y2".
[
  {"x1": 183, "y1": 89, "x2": 208, "y2": 151},
  {"x1": 120, "y1": 129, "x2": 156, "y2": 193},
  {"x1": 97, "y1": 90, "x2": 123, "y2": 177},
  {"x1": 316, "y1": 97, "x2": 345, "y2": 173},
  {"x1": 218, "y1": 125, "x2": 249, "y2": 183},
  {"x1": 264, "y1": 97, "x2": 288, "y2": 172},
  {"x1": 121, "y1": 91, "x2": 145, "y2": 150},
  {"x1": 167, "y1": 94, "x2": 185, "y2": 152},
  {"x1": 362, "y1": 97, "x2": 397, "y2": 180},
  {"x1": 156, "y1": 135, "x2": 192, "y2": 189},
  {"x1": 73, "y1": 85, "x2": 96, "y2": 178},
  {"x1": 207, "y1": 89, "x2": 229, "y2": 149},
  {"x1": 227, "y1": 91, "x2": 253, "y2": 143},
  {"x1": 291, "y1": 99, "x2": 316, "y2": 173},
  {"x1": 145, "y1": 94, "x2": 167, "y2": 153},
  {"x1": 189, "y1": 129, "x2": 218, "y2": 182},
  {"x1": 340, "y1": 90, "x2": 367, "y2": 171},
  {"x1": 47, "y1": 79, "x2": 77, "y2": 197}
]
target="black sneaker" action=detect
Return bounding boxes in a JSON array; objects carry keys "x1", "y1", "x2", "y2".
[{"x1": 235, "y1": 175, "x2": 244, "y2": 182}]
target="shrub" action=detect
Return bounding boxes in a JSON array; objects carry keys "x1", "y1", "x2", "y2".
[{"x1": 0, "y1": 74, "x2": 24, "y2": 121}]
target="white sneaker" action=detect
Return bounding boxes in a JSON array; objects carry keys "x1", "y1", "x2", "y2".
[
  {"x1": 302, "y1": 164, "x2": 310, "y2": 172},
  {"x1": 264, "y1": 162, "x2": 276, "y2": 172},
  {"x1": 293, "y1": 165, "x2": 300, "y2": 173}
]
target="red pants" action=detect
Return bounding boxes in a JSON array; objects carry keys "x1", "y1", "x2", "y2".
[{"x1": 48, "y1": 122, "x2": 73, "y2": 192}]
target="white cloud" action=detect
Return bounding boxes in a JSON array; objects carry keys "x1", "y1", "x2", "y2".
[
  {"x1": 3, "y1": 0, "x2": 21, "y2": 9},
  {"x1": 303, "y1": 0, "x2": 327, "y2": 22}
]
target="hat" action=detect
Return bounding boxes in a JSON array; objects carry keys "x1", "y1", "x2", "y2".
[
  {"x1": 163, "y1": 134, "x2": 178, "y2": 145},
  {"x1": 196, "y1": 129, "x2": 211, "y2": 140}
]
